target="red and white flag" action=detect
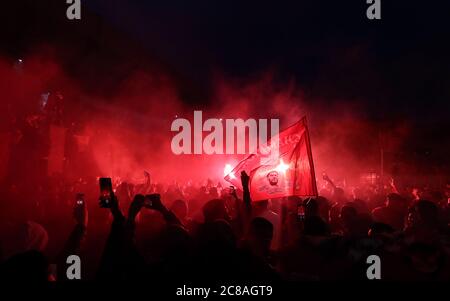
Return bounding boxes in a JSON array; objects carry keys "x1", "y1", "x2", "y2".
[{"x1": 224, "y1": 117, "x2": 317, "y2": 201}]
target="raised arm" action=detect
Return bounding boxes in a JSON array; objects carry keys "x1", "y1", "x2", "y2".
[
  {"x1": 323, "y1": 173, "x2": 337, "y2": 190},
  {"x1": 388, "y1": 177, "x2": 399, "y2": 194},
  {"x1": 143, "y1": 170, "x2": 152, "y2": 194},
  {"x1": 97, "y1": 193, "x2": 140, "y2": 280},
  {"x1": 57, "y1": 195, "x2": 88, "y2": 280},
  {"x1": 231, "y1": 171, "x2": 252, "y2": 238},
  {"x1": 144, "y1": 194, "x2": 182, "y2": 226},
  {"x1": 241, "y1": 171, "x2": 252, "y2": 213},
  {"x1": 63, "y1": 199, "x2": 88, "y2": 254}
]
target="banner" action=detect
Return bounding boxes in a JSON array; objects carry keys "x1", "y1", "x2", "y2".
[{"x1": 225, "y1": 117, "x2": 317, "y2": 201}]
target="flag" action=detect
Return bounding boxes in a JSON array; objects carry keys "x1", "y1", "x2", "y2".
[{"x1": 224, "y1": 116, "x2": 317, "y2": 201}]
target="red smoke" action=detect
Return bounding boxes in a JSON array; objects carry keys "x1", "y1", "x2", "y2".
[{"x1": 0, "y1": 48, "x2": 415, "y2": 190}]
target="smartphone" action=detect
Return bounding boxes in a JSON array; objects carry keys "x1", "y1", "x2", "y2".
[
  {"x1": 76, "y1": 193, "x2": 85, "y2": 206},
  {"x1": 99, "y1": 177, "x2": 113, "y2": 208},
  {"x1": 144, "y1": 193, "x2": 160, "y2": 208},
  {"x1": 297, "y1": 203, "x2": 305, "y2": 221}
]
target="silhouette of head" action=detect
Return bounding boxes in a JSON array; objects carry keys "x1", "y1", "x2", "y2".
[
  {"x1": 340, "y1": 205, "x2": 358, "y2": 227},
  {"x1": 368, "y1": 222, "x2": 395, "y2": 237},
  {"x1": 316, "y1": 196, "x2": 331, "y2": 222},
  {"x1": 304, "y1": 216, "x2": 330, "y2": 236},
  {"x1": 1, "y1": 250, "x2": 49, "y2": 282},
  {"x1": 247, "y1": 217, "x2": 273, "y2": 253},
  {"x1": 209, "y1": 187, "x2": 219, "y2": 198},
  {"x1": 170, "y1": 199, "x2": 188, "y2": 220},
  {"x1": 304, "y1": 198, "x2": 319, "y2": 217},
  {"x1": 386, "y1": 193, "x2": 406, "y2": 208},
  {"x1": 202, "y1": 199, "x2": 229, "y2": 223},
  {"x1": 408, "y1": 200, "x2": 439, "y2": 229},
  {"x1": 197, "y1": 219, "x2": 236, "y2": 251}
]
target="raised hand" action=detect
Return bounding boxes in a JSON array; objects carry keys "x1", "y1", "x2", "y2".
[
  {"x1": 241, "y1": 171, "x2": 250, "y2": 190},
  {"x1": 144, "y1": 194, "x2": 165, "y2": 212},
  {"x1": 73, "y1": 198, "x2": 88, "y2": 228},
  {"x1": 103, "y1": 193, "x2": 122, "y2": 220},
  {"x1": 322, "y1": 172, "x2": 336, "y2": 189},
  {"x1": 128, "y1": 194, "x2": 145, "y2": 221}
]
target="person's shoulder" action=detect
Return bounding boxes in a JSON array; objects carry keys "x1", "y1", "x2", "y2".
[
  {"x1": 259, "y1": 209, "x2": 279, "y2": 221},
  {"x1": 371, "y1": 205, "x2": 387, "y2": 215},
  {"x1": 267, "y1": 210, "x2": 280, "y2": 219}
]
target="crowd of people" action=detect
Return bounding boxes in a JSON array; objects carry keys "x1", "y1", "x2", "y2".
[{"x1": 0, "y1": 168, "x2": 449, "y2": 282}]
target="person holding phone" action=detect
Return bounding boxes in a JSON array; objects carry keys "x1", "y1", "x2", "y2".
[
  {"x1": 97, "y1": 191, "x2": 182, "y2": 280},
  {"x1": 55, "y1": 192, "x2": 89, "y2": 280},
  {"x1": 144, "y1": 194, "x2": 182, "y2": 226},
  {"x1": 99, "y1": 177, "x2": 114, "y2": 208}
]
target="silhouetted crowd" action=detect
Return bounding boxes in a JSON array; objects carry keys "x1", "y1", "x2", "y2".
[{"x1": 0, "y1": 171, "x2": 449, "y2": 282}]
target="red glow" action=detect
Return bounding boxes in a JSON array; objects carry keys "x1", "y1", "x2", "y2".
[
  {"x1": 275, "y1": 159, "x2": 290, "y2": 173},
  {"x1": 224, "y1": 164, "x2": 236, "y2": 179}
]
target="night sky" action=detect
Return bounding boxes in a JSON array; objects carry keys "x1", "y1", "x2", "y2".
[{"x1": 80, "y1": 0, "x2": 450, "y2": 118}]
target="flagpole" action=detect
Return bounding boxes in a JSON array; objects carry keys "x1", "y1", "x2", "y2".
[{"x1": 303, "y1": 116, "x2": 318, "y2": 197}]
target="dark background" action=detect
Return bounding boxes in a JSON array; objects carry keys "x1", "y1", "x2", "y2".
[{"x1": 1, "y1": 0, "x2": 449, "y2": 113}]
